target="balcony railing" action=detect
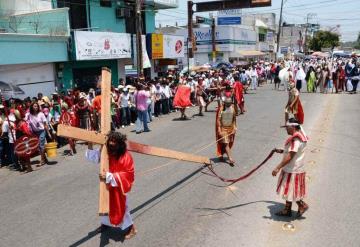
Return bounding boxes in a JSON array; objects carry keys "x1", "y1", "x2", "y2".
[{"x1": 0, "y1": 8, "x2": 70, "y2": 36}]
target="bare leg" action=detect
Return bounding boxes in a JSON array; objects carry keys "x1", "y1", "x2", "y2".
[{"x1": 224, "y1": 144, "x2": 234, "y2": 166}]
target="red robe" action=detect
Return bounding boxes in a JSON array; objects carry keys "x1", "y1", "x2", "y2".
[
  {"x1": 173, "y1": 85, "x2": 192, "y2": 108},
  {"x1": 233, "y1": 81, "x2": 244, "y2": 104},
  {"x1": 108, "y1": 151, "x2": 135, "y2": 226}
]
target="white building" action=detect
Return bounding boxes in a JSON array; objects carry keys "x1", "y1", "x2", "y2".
[{"x1": 173, "y1": 26, "x2": 258, "y2": 66}]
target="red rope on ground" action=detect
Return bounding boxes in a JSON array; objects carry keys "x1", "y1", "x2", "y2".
[{"x1": 204, "y1": 149, "x2": 277, "y2": 185}]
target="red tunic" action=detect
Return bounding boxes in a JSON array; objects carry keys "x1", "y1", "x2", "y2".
[
  {"x1": 233, "y1": 81, "x2": 244, "y2": 104},
  {"x1": 108, "y1": 151, "x2": 135, "y2": 226},
  {"x1": 173, "y1": 85, "x2": 192, "y2": 108}
]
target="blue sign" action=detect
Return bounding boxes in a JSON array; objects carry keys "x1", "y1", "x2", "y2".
[{"x1": 217, "y1": 17, "x2": 241, "y2": 25}]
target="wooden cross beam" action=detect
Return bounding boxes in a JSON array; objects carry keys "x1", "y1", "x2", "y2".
[{"x1": 57, "y1": 68, "x2": 210, "y2": 215}]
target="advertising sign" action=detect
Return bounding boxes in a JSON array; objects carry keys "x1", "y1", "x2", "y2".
[
  {"x1": 74, "y1": 31, "x2": 131, "y2": 60},
  {"x1": 266, "y1": 31, "x2": 273, "y2": 42},
  {"x1": 151, "y1": 33, "x2": 163, "y2": 59},
  {"x1": 163, "y1": 35, "x2": 184, "y2": 58},
  {"x1": 218, "y1": 16, "x2": 241, "y2": 25}
]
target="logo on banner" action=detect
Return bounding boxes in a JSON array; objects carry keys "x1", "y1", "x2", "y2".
[
  {"x1": 175, "y1": 40, "x2": 183, "y2": 54},
  {"x1": 104, "y1": 39, "x2": 110, "y2": 50}
]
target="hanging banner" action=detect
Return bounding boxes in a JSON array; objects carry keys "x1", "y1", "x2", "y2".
[
  {"x1": 163, "y1": 35, "x2": 184, "y2": 58},
  {"x1": 151, "y1": 34, "x2": 164, "y2": 59},
  {"x1": 74, "y1": 31, "x2": 131, "y2": 60}
]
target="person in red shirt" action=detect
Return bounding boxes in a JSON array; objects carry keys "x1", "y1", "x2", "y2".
[
  {"x1": 233, "y1": 74, "x2": 245, "y2": 115},
  {"x1": 92, "y1": 89, "x2": 102, "y2": 131}
]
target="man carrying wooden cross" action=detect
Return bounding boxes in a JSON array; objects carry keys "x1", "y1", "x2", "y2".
[
  {"x1": 57, "y1": 67, "x2": 210, "y2": 239},
  {"x1": 86, "y1": 131, "x2": 136, "y2": 239}
]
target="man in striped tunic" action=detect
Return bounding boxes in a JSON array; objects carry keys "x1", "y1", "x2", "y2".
[{"x1": 272, "y1": 118, "x2": 309, "y2": 217}]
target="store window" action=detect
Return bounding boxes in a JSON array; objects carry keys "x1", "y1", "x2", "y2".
[{"x1": 259, "y1": 33, "x2": 266, "y2": 42}]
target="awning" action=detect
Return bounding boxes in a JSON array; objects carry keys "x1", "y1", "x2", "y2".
[
  {"x1": 255, "y1": 19, "x2": 268, "y2": 28},
  {"x1": 234, "y1": 50, "x2": 266, "y2": 57}
]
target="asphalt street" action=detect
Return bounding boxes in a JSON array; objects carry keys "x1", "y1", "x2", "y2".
[{"x1": 0, "y1": 85, "x2": 359, "y2": 247}]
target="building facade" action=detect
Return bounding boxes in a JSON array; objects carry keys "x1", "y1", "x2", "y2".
[{"x1": 0, "y1": 0, "x2": 178, "y2": 97}]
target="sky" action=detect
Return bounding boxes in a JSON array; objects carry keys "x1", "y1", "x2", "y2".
[{"x1": 155, "y1": 0, "x2": 360, "y2": 42}]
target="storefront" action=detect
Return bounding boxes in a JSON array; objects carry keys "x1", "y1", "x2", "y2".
[{"x1": 146, "y1": 33, "x2": 185, "y2": 76}]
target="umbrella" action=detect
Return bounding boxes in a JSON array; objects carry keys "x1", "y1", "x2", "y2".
[
  {"x1": 279, "y1": 68, "x2": 290, "y2": 82},
  {"x1": 311, "y1": 52, "x2": 329, "y2": 58}
]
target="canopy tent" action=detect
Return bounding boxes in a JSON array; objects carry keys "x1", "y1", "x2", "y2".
[
  {"x1": 311, "y1": 51, "x2": 330, "y2": 58},
  {"x1": 255, "y1": 19, "x2": 268, "y2": 29},
  {"x1": 235, "y1": 50, "x2": 266, "y2": 57}
]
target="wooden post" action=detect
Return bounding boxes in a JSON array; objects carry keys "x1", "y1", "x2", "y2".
[{"x1": 99, "y1": 67, "x2": 112, "y2": 215}]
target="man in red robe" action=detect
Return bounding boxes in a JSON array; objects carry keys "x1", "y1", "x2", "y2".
[
  {"x1": 233, "y1": 74, "x2": 245, "y2": 115},
  {"x1": 86, "y1": 132, "x2": 136, "y2": 239},
  {"x1": 173, "y1": 81, "x2": 192, "y2": 120}
]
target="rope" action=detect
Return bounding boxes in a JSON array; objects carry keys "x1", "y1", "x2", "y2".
[{"x1": 203, "y1": 149, "x2": 277, "y2": 186}]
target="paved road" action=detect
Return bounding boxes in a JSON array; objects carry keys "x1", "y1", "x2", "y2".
[{"x1": 0, "y1": 85, "x2": 359, "y2": 247}]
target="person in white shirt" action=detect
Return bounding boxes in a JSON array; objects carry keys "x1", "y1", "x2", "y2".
[{"x1": 272, "y1": 118, "x2": 309, "y2": 218}]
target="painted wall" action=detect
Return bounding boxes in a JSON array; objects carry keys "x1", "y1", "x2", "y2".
[
  {"x1": 0, "y1": 63, "x2": 56, "y2": 98},
  {"x1": 145, "y1": 7, "x2": 155, "y2": 34},
  {"x1": 0, "y1": 34, "x2": 68, "y2": 65},
  {"x1": 89, "y1": 1, "x2": 125, "y2": 33}
]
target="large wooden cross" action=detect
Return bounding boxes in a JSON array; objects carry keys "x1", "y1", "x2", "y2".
[{"x1": 58, "y1": 68, "x2": 210, "y2": 215}]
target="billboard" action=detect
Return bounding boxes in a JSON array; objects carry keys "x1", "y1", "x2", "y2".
[
  {"x1": 74, "y1": 31, "x2": 131, "y2": 60},
  {"x1": 163, "y1": 35, "x2": 184, "y2": 58},
  {"x1": 218, "y1": 17, "x2": 241, "y2": 25},
  {"x1": 151, "y1": 34, "x2": 164, "y2": 59}
]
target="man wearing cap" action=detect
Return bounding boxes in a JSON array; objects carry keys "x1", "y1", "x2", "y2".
[
  {"x1": 272, "y1": 118, "x2": 309, "y2": 217},
  {"x1": 215, "y1": 96, "x2": 237, "y2": 166}
]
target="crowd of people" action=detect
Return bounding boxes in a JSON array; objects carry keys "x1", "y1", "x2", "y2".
[{"x1": 0, "y1": 55, "x2": 358, "y2": 173}]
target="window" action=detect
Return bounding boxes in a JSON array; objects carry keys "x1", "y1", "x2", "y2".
[
  {"x1": 100, "y1": 0, "x2": 112, "y2": 7},
  {"x1": 58, "y1": 0, "x2": 87, "y2": 30},
  {"x1": 259, "y1": 33, "x2": 266, "y2": 42}
]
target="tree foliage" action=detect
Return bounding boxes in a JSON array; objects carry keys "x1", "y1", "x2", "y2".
[{"x1": 308, "y1": 31, "x2": 340, "y2": 51}]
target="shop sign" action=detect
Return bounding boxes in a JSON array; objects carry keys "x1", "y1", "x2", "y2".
[
  {"x1": 151, "y1": 34, "x2": 164, "y2": 59},
  {"x1": 163, "y1": 35, "x2": 184, "y2": 58},
  {"x1": 266, "y1": 31, "x2": 273, "y2": 41},
  {"x1": 74, "y1": 31, "x2": 131, "y2": 60}
]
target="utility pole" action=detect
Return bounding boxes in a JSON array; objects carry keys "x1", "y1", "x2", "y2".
[
  {"x1": 135, "y1": 0, "x2": 143, "y2": 77},
  {"x1": 276, "y1": 0, "x2": 284, "y2": 59},
  {"x1": 211, "y1": 17, "x2": 216, "y2": 63},
  {"x1": 187, "y1": 1, "x2": 194, "y2": 69},
  {"x1": 304, "y1": 13, "x2": 316, "y2": 55}
]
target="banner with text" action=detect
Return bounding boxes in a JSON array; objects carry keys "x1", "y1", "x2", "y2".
[{"x1": 74, "y1": 31, "x2": 131, "y2": 60}]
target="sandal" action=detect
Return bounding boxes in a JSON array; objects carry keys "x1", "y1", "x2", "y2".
[
  {"x1": 296, "y1": 201, "x2": 309, "y2": 217},
  {"x1": 275, "y1": 201, "x2": 292, "y2": 217},
  {"x1": 125, "y1": 225, "x2": 137, "y2": 240}
]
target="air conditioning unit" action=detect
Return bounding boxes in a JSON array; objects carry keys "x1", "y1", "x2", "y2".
[{"x1": 115, "y1": 7, "x2": 131, "y2": 19}]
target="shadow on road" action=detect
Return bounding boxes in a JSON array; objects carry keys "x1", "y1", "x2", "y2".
[
  {"x1": 69, "y1": 166, "x2": 206, "y2": 246},
  {"x1": 195, "y1": 200, "x2": 302, "y2": 222}
]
